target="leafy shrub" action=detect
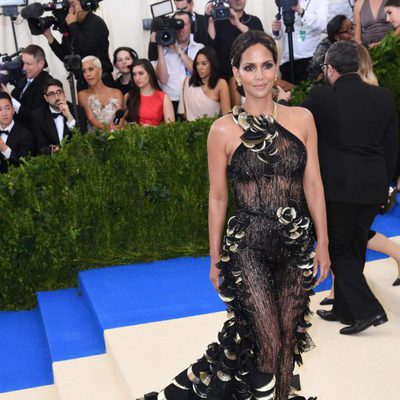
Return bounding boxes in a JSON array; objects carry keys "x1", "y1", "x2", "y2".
[{"x1": 0, "y1": 119, "x2": 214, "y2": 310}]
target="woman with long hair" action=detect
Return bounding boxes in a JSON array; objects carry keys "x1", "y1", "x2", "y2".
[
  {"x1": 139, "y1": 30, "x2": 330, "y2": 400},
  {"x1": 178, "y1": 46, "x2": 231, "y2": 120},
  {"x1": 78, "y1": 56, "x2": 124, "y2": 131},
  {"x1": 112, "y1": 46, "x2": 138, "y2": 95},
  {"x1": 124, "y1": 59, "x2": 174, "y2": 126},
  {"x1": 384, "y1": 0, "x2": 400, "y2": 33}
]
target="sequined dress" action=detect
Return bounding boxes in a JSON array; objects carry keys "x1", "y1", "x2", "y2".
[{"x1": 152, "y1": 106, "x2": 316, "y2": 400}]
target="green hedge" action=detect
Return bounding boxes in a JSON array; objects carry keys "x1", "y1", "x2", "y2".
[{"x1": 0, "y1": 119, "x2": 214, "y2": 310}]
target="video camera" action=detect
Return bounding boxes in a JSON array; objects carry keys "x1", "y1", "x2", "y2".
[
  {"x1": 275, "y1": 0, "x2": 297, "y2": 31},
  {"x1": 210, "y1": 0, "x2": 229, "y2": 21},
  {"x1": 150, "y1": 0, "x2": 184, "y2": 47},
  {"x1": 0, "y1": 50, "x2": 25, "y2": 89},
  {"x1": 21, "y1": 0, "x2": 102, "y2": 35}
]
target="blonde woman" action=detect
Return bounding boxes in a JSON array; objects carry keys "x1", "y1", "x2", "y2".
[{"x1": 78, "y1": 56, "x2": 123, "y2": 131}]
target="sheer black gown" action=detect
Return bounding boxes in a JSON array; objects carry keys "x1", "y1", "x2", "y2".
[{"x1": 145, "y1": 106, "x2": 316, "y2": 400}]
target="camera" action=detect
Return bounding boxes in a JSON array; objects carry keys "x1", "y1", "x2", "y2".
[
  {"x1": 0, "y1": 50, "x2": 25, "y2": 89},
  {"x1": 150, "y1": 0, "x2": 184, "y2": 46},
  {"x1": 275, "y1": 0, "x2": 297, "y2": 31},
  {"x1": 276, "y1": 0, "x2": 298, "y2": 7},
  {"x1": 153, "y1": 16, "x2": 184, "y2": 46},
  {"x1": 210, "y1": 0, "x2": 230, "y2": 21},
  {"x1": 21, "y1": 0, "x2": 103, "y2": 35}
]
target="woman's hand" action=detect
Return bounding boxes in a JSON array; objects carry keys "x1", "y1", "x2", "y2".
[
  {"x1": 313, "y1": 242, "x2": 330, "y2": 287},
  {"x1": 210, "y1": 261, "x2": 222, "y2": 291}
]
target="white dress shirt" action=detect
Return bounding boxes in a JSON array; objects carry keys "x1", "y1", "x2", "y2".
[
  {"x1": 328, "y1": 0, "x2": 354, "y2": 23},
  {"x1": 154, "y1": 35, "x2": 204, "y2": 101},
  {"x1": 273, "y1": 0, "x2": 329, "y2": 65},
  {"x1": 49, "y1": 106, "x2": 76, "y2": 144},
  {"x1": 0, "y1": 120, "x2": 14, "y2": 160}
]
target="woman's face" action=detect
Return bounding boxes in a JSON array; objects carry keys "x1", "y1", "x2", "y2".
[
  {"x1": 336, "y1": 19, "x2": 355, "y2": 41},
  {"x1": 115, "y1": 50, "x2": 134, "y2": 74},
  {"x1": 132, "y1": 65, "x2": 150, "y2": 89},
  {"x1": 385, "y1": 6, "x2": 400, "y2": 30},
  {"x1": 195, "y1": 53, "x2": 211, "y2": 80},
  {"x1": 233, "y1": 43, "x2": 277, "y2": 99},
  {"x1": 82, "y1": 60, "x2": 101, "y2": 86}
]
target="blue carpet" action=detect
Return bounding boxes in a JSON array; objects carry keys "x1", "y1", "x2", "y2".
[
  {"x1": 0, "y1": 310, "x2": 53, "y2": 393},
  {"x1": 0, "y1": 207, "x2": 399, "y2": 394},
  {"x1": 37, "y1": 288, "x2": 105, "y2": 362}
]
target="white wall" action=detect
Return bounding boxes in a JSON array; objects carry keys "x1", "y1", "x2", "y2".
[{"x1": 1, "y1": 0, "x2": 277, "y2": 92}]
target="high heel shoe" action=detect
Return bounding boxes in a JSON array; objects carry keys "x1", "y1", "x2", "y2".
[
  {"x1": 393, "y1": 277, "x2": 400, "y2": 286},
  {"x1": 319, "y1": 297, "x2": 334, "y2": 306}
]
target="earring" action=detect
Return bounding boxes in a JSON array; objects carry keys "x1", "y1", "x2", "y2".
[{"x1": 237, "y1": 81, "x2": 242, "y2": 87}]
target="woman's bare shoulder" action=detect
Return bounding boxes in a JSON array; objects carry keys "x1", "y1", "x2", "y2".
[{"x1": 209, "y1": 113, "x2": 236, "y2": 139}]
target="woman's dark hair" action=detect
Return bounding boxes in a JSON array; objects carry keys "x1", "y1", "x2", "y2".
[
  {"x1": 327, "y1": 15, "x2": 348, "y2": 42},
  {"x1": 112, "y1": 47, "x2": 138, "y2": 66},
  {"x1": 189, "y1": 46, "x2": 220, "y2": 89},
  {"x1": 385, "y1": 0, "x2": 400, "y2": 7},
  {"x1": 126, "y1": 58, "x2": 161, "y2": 123},
  {"x1": 230, "y1": 30, "x2": 278, "y2": 96}
]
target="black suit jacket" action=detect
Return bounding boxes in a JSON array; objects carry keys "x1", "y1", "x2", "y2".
[
  {"x1": 0, "y1": 121, "x2": 35, "y2": 174},
  {"x1": 33, "y1": 102, "x2": 87, "y2": 155},
  {"x1": 11, "y1": 70, "x2": 53, "y2": 127},
  {"x1": 302, "y1": 74, "x2": 399, "y2": 204}
]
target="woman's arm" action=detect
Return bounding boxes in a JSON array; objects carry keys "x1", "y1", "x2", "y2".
[
  {"x1": 301, "y1": 108, "x2": 330, "y2": 286},
  {"x1": 163, "y1": 94, "x2": 175, "y2": 123},
  {"x1": 208, "y1": 119, "x2": 229, "y2": 290},
  {"x1": 218, "y1": 79, "x2": 231, "y2": 115},
  {"x1": 78, "y1": 90, "x2": 106, "y2": 130},
  {"x1": 353, "y1": 0, "x2": 363, "y2": 44}
]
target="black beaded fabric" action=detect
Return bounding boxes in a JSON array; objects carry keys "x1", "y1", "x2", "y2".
[{"x1": 152, "y1": 106, "x2": 316, "y2": 400}]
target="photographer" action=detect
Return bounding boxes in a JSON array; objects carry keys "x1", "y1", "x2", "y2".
[
  {"x1": 153, "y1": 10, "x2": 204, "y2": 117},
  {"x1": 2, "y1": 45, "x2": 53, "y2": 129},
  {"x1": 272, "y1": 0, "x2": 329, "y2": 84},
  {"x1": 148, "y1": 0, "x2": 208, "y2": 61},
  {"x1": 205, "y1": 0, "x2": 263, "y2": 105},
  {"x1": 42, "y1": 0, "x2": 113, "y2": 89}
]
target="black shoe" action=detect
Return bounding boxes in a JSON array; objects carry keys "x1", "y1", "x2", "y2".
[
  {"x1": 393, "y1": 277, "x2": 400, "y2": 286},
  {"x1": 319, "y1": 297, "x2": 334, "y2": 306},
  {"x1": 316, "y1": 309, "x2": 354, "y2": 325},
  {"x1": 340, "y1": 313, "x2": 388, "y2": 335}
]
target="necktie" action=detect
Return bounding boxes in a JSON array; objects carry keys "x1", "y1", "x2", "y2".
[
  {"x1": 0, "y1": 130, "x2": 9, "y2": 136},
  {"x1": 21, "y1": 79, "x2": 32, "y2": 95},
  {"x1": 52, "y1": 112, "x2": 62, "y2": 119}
]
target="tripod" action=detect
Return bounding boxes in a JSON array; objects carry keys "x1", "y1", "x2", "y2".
[
  {"x1": 280, "y1": 7, "x2": 296, "y2": 85},
  {"x1": 1, "y1": 6, "x2": 21, "y2": 52}
]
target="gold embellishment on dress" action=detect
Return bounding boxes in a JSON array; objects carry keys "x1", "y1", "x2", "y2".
[{"x1": 231, "y1": 104, "x2": 279, "y2": 164}]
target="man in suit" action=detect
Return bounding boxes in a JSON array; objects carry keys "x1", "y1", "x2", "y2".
[
  {"x1": 0, "y1": 92, "x2": 35, "y2": 174},
  {"x1": 9, "y1": 45, "x2": 52, "y2": 128},
  {"x1": 33, "y1": 78, "x2": 87, "y2": 155},
  {"x1": 302, "y1": 41, "x2": 399, "y2": 335}
]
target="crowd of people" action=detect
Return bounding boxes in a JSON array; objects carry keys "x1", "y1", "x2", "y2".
[{"x1": 1, "y1": 0, "x2": 400, "y2": 399}]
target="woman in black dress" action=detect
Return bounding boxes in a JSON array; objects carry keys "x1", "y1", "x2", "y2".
[{"x1": 141, "y1": 30, "x2": 330, "y2": 400}]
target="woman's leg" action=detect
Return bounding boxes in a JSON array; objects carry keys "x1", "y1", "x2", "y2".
[
  {"x1": 275, "y1": 267, "x2": 310, "y2": 400},
  {"x1": 367, "y1": 231, "x2": 400, "y2": 282}
]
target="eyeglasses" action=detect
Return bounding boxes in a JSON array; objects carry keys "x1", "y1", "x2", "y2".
[
  {"x1": 338, "y1": 24, "x2": 355, "y2": 35},
  {"x1": 45, "y1": 89, "x2": 63, "y2": 97}
]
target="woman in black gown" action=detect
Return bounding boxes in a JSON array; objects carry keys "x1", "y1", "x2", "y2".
[{"x1": 141, "y1": 31, "x2": 330, "y2": 400}]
